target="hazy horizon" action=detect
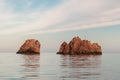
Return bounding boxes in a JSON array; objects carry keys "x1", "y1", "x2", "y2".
[{"x1": 0, "y1": 0, "x2": 120, "y2": 53}]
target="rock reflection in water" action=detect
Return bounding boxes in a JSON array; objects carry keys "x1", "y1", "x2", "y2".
[
  {"x1": 20, "y1": 54, "x2": 40, "y2": 80},
  {"x1": 60, "y1": 55, "x2": 101, "y2": 80}
]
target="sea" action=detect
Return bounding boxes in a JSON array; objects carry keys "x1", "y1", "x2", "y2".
[{"x1": 0, "y1": 52, "x2": 119, "y2": 80}]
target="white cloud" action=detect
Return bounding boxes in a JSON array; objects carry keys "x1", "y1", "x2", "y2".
[
  {"x1": 30, "y1": 20, "x2": 120, "y2": 34},
  {"x1": 0, "y1": 0, "x2": 120, "y2": 35}
]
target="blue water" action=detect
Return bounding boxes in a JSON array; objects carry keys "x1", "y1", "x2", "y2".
[{"x1": 0, "y1": 53, "x2": 119, "y2": 80}]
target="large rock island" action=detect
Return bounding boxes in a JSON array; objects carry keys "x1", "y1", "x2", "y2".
[
  {"x1": 17, "y1": 39, "x2": 40, "y2": 54},
  {"x1": 57, "y1": 37, "x2": 102, "y2": 55}
]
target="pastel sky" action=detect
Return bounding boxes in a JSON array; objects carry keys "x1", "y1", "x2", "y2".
[{"x1": 0, "y1": 0, "x2": 120, "y2": 53}]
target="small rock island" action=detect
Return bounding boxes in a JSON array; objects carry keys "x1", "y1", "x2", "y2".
[
  {"x1": 17, "y1": 39, "x2": 40, "y2": 54},
  {"x1": 57, "y1": 37, "x2": 102, "y2": 55}
]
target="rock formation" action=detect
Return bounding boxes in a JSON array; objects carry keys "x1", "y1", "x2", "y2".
[
  {"x1": 17, "y1": 39, "x2": 40, "y2": 54},
  {"x1": 57, "y1": 37, "x2": 102, "y2": 55}
]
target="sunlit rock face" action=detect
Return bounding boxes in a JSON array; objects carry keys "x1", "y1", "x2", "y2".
[
  {"x1": 58, "y1": 42, "x2": 70, "y2": 54},
  {"x1": 17, "y1": 39, "x2": 40, "y2": 54},
  {"x1": 57, "y1": 37, "x2": 102, "y2": 55}
]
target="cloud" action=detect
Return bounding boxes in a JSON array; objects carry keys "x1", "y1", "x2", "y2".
[
  {"x1": 0, "y1": 0, "x2": 120, "y2": 35},
  {"x1": 30, "y1": 20, "x2": 120, "y2": 34}
]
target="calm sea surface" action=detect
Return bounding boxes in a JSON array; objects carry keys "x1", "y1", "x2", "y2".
[{"x1": 0, "y1": 53, "x2": 119, "y2": 80}]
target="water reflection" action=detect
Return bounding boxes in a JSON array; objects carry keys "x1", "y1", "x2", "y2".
[
  {"x1": 60, "y1": 55, "x2": 101, "y2": 80},
  {"x1": 20, "y1": 54, "x2": 40, "y2": 80}
]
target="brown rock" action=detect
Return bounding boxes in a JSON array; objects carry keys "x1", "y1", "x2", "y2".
[
  {"x1": 17, "y1": 39, "x2": 40, "y2": 54},
  {"x1": 57, "y1": 42, "x2": 70, "y2": 54},
  {"x1": 57, "y1": 37, "x2": 102, "y2": 55}
]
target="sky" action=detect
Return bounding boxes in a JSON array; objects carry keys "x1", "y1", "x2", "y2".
[{"x1": 0, "y1": 0, "x2": 120, "y2": 53}]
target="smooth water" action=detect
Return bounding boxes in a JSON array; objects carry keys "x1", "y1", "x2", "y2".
[{"x1": 0, "y1": 53, "x2": 120, "y2": 80}]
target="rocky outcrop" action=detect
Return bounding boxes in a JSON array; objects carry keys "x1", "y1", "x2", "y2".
[
  {"x1": 57, "y1": 37, "x2": 102, "y2": 55},
  {"x1": 17, "y1": 39, "x2": 40, "y2": 54},
  {"x1": 59, "y1": 42, "x2": 70, "y2": 54}
]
